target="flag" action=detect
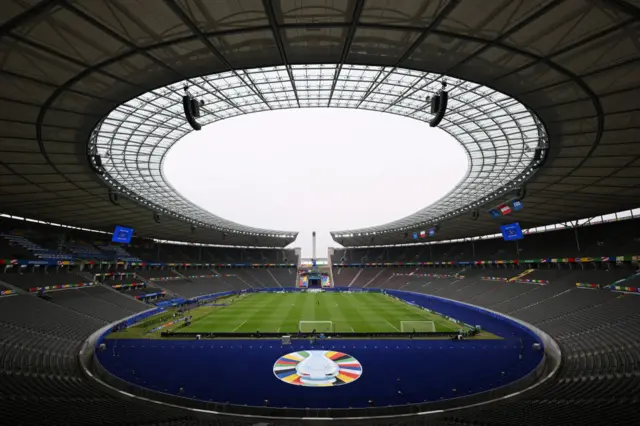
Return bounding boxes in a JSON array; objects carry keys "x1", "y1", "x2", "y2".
[
  {"x1": 429, "y1": 228, "x2": 435, "y2": 236},
  {"x1": 512, "y1": 200, "x2": 523, "y2": 211},
  {"x1": 489, "y1": 209, "x2": 501, "y2": 218},
  {"x1": 499, "y1": 204, "x2": 512, "y2": 215},
  {"x1": 419, "y1": 230, "x2": 426, "y2": 238},
  {"x1": 412, "y1": 232, "x2": 418, "y2": 239}
]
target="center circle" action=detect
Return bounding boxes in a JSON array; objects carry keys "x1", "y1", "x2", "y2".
[{"x1": 273, "y1": 350, "x2": 363, "y2": 387}]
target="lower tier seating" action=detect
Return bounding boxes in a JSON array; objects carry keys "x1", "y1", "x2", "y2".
[
  {"x1": 395, "y1": 273, "x2": 640, "y2": 426},
  {"x1": 0, "y1": 294, "x2": 193, "y2": 425},
  {"x1": 0, "y1": 272, "x2": 89, "y2": 291},
  {"x1": 1, "y1": 267, "x2": 639, "y2": 425},
  {"x1": 160, "y1": 277, "x2": 233, "y2": 298}
]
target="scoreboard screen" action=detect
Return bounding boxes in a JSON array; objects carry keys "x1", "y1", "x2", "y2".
[
  {"x1": 112, "y1": 226, "x2": 134, "y2": 244},
  {"x1": 500, "y1": 223, "x2": 524, "y2": 241}
]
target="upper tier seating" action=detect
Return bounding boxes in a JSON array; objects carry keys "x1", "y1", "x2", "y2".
[
  {"x1": 63, "y1": 241, "x2": 111, "y2": 261},
  {"x1": 0, "y1": 217, "x2": 300, "y2": 268},
  {"x1": 98, "y1": 245, "x2": 141, "y2": 262},
  {"x1": 0, "y1": 233, "x2": 72, "y2": 261},
  {"x1": 0, "y1": 234, "x2": 34, "y2": 259},
  {"x1": 332, "y1": 218, "x2": 640, "y2": 263},
  {"x1": 127, "y1": 243, "x2": 299, "y2": 265}
]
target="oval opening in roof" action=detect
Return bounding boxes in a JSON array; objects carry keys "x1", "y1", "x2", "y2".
[{"x1": 163, "y1": 108, "x2": 468, "y2": 256}]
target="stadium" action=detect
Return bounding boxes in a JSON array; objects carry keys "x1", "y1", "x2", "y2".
[{"x1": 1, "y1": 1, "x2": 639, "y2": 425}]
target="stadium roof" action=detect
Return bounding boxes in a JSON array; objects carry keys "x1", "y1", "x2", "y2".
[
  {"x1": 1, "y1": 0, "x2": 639, "y2": 247},
  {"x1": 92, "y1": 64, "x2": 544, "y2": 242}
]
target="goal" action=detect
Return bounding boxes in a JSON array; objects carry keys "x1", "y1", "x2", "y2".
[
  {"x1": 400, "y1": 321, "x2": 435, "y2": 333},
  {"x1": 299, "y1": 321, "x2": 333, "y2": 333}
]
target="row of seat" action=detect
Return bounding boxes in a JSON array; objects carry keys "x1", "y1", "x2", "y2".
[
  {"x1": 333, "y1": 266, "x2": 637, "y2": 289},
  {"x1": 2, "y1": 267, "x2": 640, "y2": 425},
  {"x1": 0, "y1": 287, "x2": 205, "y2": 426},
  {"x1": 397, "y1": 275, "x2": 640, "y2": 425}
]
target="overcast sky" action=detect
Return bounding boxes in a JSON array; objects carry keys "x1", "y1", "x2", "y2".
[{"x1": 163, "y1": 109, "x2": 468, "y2": 258}]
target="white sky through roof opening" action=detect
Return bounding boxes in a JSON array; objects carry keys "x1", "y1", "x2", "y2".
[{"x1": 163, "y1": 108, "x2": 468, "y2": 257}]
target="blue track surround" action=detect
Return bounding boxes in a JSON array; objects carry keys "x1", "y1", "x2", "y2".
[{"x1": 96, "y1": 288, "x2": 544, "y2": 410}]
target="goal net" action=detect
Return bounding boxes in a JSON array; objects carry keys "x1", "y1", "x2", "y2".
[
  {"x1": 400, "y1": 321, "x2": 435, "y2": 333},
  {"x1": 299, "y1": 321, "x2": 333, "y2": 333}
]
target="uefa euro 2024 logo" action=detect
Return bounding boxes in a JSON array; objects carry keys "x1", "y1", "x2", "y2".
[{"x1": 273, "y1": 350, "x2": 363, "y2": 387}]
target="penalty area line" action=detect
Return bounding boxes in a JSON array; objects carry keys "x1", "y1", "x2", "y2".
[
  {"x1": 231, "y1": 320, "x2": 248, "y2": 332},
  {"x1": 384, "y1": 319, "x2": 400, "y2": 331}
]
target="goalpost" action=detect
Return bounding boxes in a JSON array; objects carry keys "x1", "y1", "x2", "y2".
[
  {"x1": 299, "y1": 321, "x2": 333, "y2": 333},
  {"x1": 400, "y1": 321, "x2": 435, "y2": 333}
]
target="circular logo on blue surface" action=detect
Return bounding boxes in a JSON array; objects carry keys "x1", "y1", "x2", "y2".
[{"x1": 273, "y1": 350, "x2": 363, "y2": 387}]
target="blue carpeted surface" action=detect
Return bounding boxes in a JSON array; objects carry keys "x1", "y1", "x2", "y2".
[{"x1": 97, "y1": 291, "x2": 544, "y2": 409}]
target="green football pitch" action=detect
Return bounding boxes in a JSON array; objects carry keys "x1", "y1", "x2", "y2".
[{"x1": 111, "y1": 292, "x2": 473, "y2": 338}]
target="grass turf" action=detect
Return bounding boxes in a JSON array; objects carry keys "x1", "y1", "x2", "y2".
[{"x1": 110, "y1": 292, "x2": 483, "y2": 338}]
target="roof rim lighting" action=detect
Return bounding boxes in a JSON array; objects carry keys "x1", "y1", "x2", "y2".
[{"x1": 90, "y1": 64, "x2": 547, "y2": 238}]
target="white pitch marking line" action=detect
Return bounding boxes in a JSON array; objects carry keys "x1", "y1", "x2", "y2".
[
  {"x1": 351, "y1": 327, "x2": 355, "y2": 332},
  {"x1": 231, "y1": 320, "x2": 248, "y2": 332},
  {"x1": 384, "y1": 320, "x2": 400, "y2": 331}
]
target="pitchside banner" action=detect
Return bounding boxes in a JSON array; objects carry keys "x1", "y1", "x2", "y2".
[
  {"x1": 321, "y1": 275, "x2": 332, "y2": 288},
  {"x1": 299, "y1": 276, "x2": 308, "y2": 287}
]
